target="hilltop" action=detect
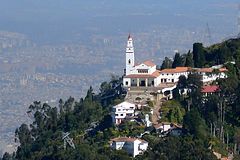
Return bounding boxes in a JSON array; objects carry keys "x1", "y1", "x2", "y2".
[{"x1": 2, "y1": 37, "x2": 240, "y2": 160}]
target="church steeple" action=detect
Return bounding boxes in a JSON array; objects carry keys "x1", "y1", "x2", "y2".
[
  {"x1": 128, "y1": 33, "x2": 131, "y2": 40},
  {"x1": 125, "y1": 34, "x2": 135, "y2": 76}
]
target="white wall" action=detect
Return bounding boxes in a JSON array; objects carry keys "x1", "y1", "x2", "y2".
[
  {"x1": 112, "y1": 102, "x2": 135, "y2": 125},
  {"x1": 154, "y1": 76, "x2": 161, "y2": 86},
  {"x1": 133, "y1": 140, "x2": 148, "y2": 157},
  {"x1": 114, "y1": 142, "x2": 125, "y2": 150},
  {"x1": 159, "y1": 124, "x2": 172, "y2": 132},
  {"x1": 111, "y1": 139, "x2": 148, "y2": 157},
  {"x1": 159, "y1": 72, "x2": 188, "y2": 83},
  {"x1": 123, "y1": 78, "x2": 131, "y2": 87},
  {"x1": 129, "y1": 63, "x2": 156, "y2": 75},
  {"x1": 201, "y1": 72, "x2": 227, "y2": 83}
]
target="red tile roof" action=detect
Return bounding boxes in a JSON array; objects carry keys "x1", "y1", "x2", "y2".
[
  {"x1": 195, "y1": 67, "x2": 228, "y2": 73},
  {"x1": 111, "y1": 137, "x2": 146, "y2": 143},
  {"x1": 196, "y1": 68, "x2": 213, "y2": 73},
  {"x1": 201, "y1": 85, "x2": 220, "y2": 93},
  {"x1": 219, "y1": 67, "x2": 228, "y2": 72},
  {"x1": 160, "y1": 67, "x2": 190, "y2": 73},
  {"x1": 143, "y1": 60, "x2": 156, "y2": 67},
  {"x1": 125, "y1": 71, "x2": 160, "y2": 78}
]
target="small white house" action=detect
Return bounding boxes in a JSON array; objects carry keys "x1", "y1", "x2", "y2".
[
  {"x1": 110, "y1": 137, "x2": 148, "y2": 157},
  {"x1": 159, "y1": 122, "x2": 172, "y2": 132},
  {"x1": 112, "y1": 101, "x2": 136, "y2": 125},
  {"x1": 154, "y1": 122, "x2": 172, "y2": 133}
]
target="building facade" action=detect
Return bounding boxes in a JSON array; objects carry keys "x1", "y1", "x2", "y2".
[
  {"x1": 110, "y1": 137, "x2": 148, "y2": 157},
  {"x1": 111, "y1": 101, "x2": 136, "y2": 125},
  {"x1": 123, "y1": 34, "x2": 228, "y2": 89}
]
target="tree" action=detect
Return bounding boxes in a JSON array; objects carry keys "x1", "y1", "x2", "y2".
[
  {"x1": 178, "y1": 75, "x2": 187, "y2": 89},
  {"x1": 100, "y1": 81, "x2": 111, "y2": 94},
  {"x1": 183, "y1": 109, "x2": 209, "y2": 140},
  {"x1": 172, "y1": 52, "x2": 183, "y2": 68},
  {"x1": 217, "y1": 45, "x2": 232, "y2": 64},
  {"x1": 161, "y1": 57, "x2": 173, "y2": 69},
  {"x1": 187, "y1": 73, "x2": 203, "y2": 110},
  {"x1": 185, "y1": 51, "x2": 194, "y2": 67},
  {"x1": 2, "y1": 153, "x2": 11, "y2": 160},
  {"x1": 193, "y1": 43, "x2": 205, "y2": 67},
  {"x1": 145, "y1": 136, "x2": 217, "y2": 160},
  {"x1": 85, "y1": 86, "x2": 94, "y2": 102}
]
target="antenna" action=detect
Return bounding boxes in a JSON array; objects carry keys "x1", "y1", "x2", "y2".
[
  {"x1": 205, "y1": 22, "x2": 212, "y2": 46},
  {"x1": 62, "y1": 132, "x2": 75, "y2": 150}
]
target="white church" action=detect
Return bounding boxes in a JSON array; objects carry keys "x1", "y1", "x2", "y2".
[
  {"x1": 123, "y1": 34, "x2": 161, "y2": 87},
  {"x1": 122, "y1": 34, "x2": 228, "y2": 88}
]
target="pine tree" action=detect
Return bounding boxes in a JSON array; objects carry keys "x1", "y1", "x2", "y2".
[
  {"x1": 161, "y1": 57, "x2": 173, "y2": 69},
  {"x1": 172, "y1": 52, "x2": 183, "y2": 68},
  {"x1": 193, "y1": 43, "x2": 205, "y2": 67},
  {"x1": 185, "y1": 50, "x2": 194, "y2": 67}
]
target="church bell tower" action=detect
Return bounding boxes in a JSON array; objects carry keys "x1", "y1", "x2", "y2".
[{"x1": 125, "y1": 34, "x2": 135, "y2": 76}]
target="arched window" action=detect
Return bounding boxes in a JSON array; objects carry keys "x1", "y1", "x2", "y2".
[{"x1": 128, "y1": 59, "x2": 131, "y2": 64}]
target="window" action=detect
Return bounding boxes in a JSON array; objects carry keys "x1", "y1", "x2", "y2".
[
  {"x1": 137, "y1": 69, "x2": 148, "y2": 73},
  {"x1": 172, "y1": 79, "x2": 174, "y2": 83},
  {"x1": 125, "y1": 81, "x2": 128, "y2": 85},
  {"x1": 128, "y1": 59, "x2": 131, "y2": 64},
  {"x1": 115, "y1": 114, "x2": 118, "y2": 116},
  {"x1": 120, "y1": 114, "x2": 124, "y2": 116}
]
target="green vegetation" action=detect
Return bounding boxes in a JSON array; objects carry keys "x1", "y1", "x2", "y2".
[
  {"x1": 2, "y1": 38, "x2": 240, "y2": 159},
  {"x1": 170, "y1": 38, "x2": 240, "y2": 158},
  {"x1": 160, "y1": 100, "x2": 185, "y2": 124},
  {"x1": 161, "y1": 57, "x2": 173, "y2": 69},
  {"x1": 140, "y1": 136, "x2": 217, "y2": 160},
  {"x1": 193, "y1": 43, "x2": 206, "y2": 67}
]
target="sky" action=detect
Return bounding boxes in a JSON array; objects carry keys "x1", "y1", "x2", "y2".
[{"x1": 0, "y1": 0, "x2": 239, "y2": 44}]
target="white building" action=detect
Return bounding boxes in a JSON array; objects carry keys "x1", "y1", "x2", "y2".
[
  {"x1": 112, "y1": 101, "x2": 136, "y2": 125},
  {"x1": 110, "y1": 137, "x2": 148, "y2": 157},
  {"x1": 122, "y1": 34, "x2": 228, "y2": 88},
  {"x1": 125, "y1": 34, "x2": 135, "y2": 76},
  {"x1": 159, "y1": 67, "x2": 189, "y2": 83},
  {"x1": 123, "y1": 35, "x2": 161, "y2": 87},
  {"x1": 194, "y1": 67, "x2": 228, "y2": 83},
  {"x1": 154, "y1": 122, "x2": 172, "y2": 133}
]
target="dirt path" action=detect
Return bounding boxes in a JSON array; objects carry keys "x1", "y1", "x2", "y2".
[{"x1": 152, "y1": 100, "x2": 161, "y2": 125}]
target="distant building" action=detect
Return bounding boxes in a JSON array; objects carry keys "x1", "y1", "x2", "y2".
[
  {"x1": 111, "y1": 101, "x2": 136, "y2": 125},
  {"x1": 110, "y1": 137, "x2": 148, "y2": 157}
]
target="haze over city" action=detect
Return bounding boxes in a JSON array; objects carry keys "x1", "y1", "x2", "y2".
[{"x1": 0, "y1": 0, "x2": 239, "y2": 155}]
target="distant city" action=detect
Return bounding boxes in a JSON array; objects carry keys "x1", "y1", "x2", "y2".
[{"x1": 0, "y1": 0, "x2": 239, "y2": 155}]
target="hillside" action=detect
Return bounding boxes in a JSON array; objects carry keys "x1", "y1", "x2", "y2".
[{"x1": 2, "y1": 38, "x2": 240, "y2": 160}]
